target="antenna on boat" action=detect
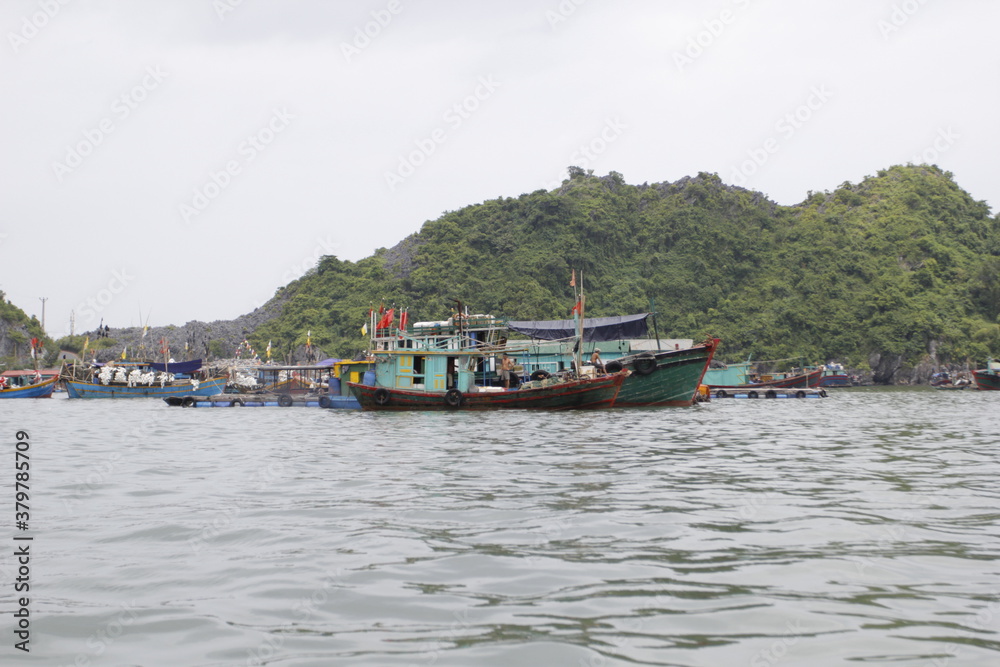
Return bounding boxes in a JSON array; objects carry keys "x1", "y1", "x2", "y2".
[{"x1": 649, "y1": 297, "x2": 662, "y2": 352}]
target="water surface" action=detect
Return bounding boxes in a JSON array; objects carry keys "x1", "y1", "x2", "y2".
[{"x1": 3, "y1": 388, "x2": 999, "y2": 665}]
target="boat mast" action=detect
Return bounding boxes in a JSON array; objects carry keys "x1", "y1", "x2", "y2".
[
  {"x1": 576, "y1": 271, "x2": 585, "y2": 377},
  {"x1": 649, "y1": 297, "x2": 662, "y2": 352}
]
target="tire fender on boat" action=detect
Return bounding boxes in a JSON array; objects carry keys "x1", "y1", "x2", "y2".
[
  {"x1": 230, "y1": 398, "x2": 245, "y2": 407},
  {"x1": 445, "y1": 388, "x2": 463, "y2": 408},
  {"x1": 765, "y1": 389, "x2": 777, "y2": 399},
  {"x1": 795, "y1": 390, "x2": 806, "y2": 399},
  {"x1": 604, "y1": 360, "x2": 624, "y2": 374},
  {"x1": 530, "y1": 370, "x2": 551, "y2": 381},
  {"x1": 318, "y1": 395, "x2": 332, "y2": 408},
  {"x1": 633, "y1": 357, "x2": 657, "y2": 376},
  {"x1": 181, "y1": 396, "x2": 195, "y2": 408},
  {"x1": 715, "y1": 389, "x2": 727, "y2": 399},
  {"x1": 747, "y1": 390, "x2": 759, "y2": 399},
  {"x1": 373, "y1": 387, "x2": 391, "y2": 406},
  {"x1": 278, "y1": 394, "x2": 293, "y2": 407}
]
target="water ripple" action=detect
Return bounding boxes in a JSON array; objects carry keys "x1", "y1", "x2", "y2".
[{"x1": 4, "y1": 389, "x2": 999, "y2": 665}]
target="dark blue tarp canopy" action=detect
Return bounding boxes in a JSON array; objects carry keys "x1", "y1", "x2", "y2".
[
  {"x1": 148, "y1": 359, "x2": 203, "y2": 374},
  {"x1": 506, "y1": 313, "x2": 649, "y2": 342}
]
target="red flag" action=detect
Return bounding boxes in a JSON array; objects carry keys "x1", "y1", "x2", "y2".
[
  {"x1": 398, "y1": 309, "x2": 409, "y2": 331},
  {"x1": 571, "y1": 300, "x2": 582, "y2": 315},
  {"x1": 570, "y1": 270, "x2": 576, "y2": 287},
  {"x1": 377, "y1": 308, "x2": 394, "y2": 329}
]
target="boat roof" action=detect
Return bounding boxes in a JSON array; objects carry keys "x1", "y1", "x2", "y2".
[
  {"x1": 2, "y1": 369, "x2": 59, "y2": 376},
  {"x1": 506, "y1": 313, "x2": 650, "y2": 342},
  {"x1": 255, "y1": 365, "x2": 334, "y2": 372}
]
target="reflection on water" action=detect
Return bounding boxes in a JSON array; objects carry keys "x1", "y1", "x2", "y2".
[{"x1": 6, "y1": 388, "x2": 999, "y2": 665}]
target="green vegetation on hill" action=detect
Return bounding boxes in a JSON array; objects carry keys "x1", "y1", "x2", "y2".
[
  {"x1": 0, "y1": 291, "x2": 54, "y2": 368},
  {"x1": 250, "y1": 165, "x2": 1000, "y2": 382}
]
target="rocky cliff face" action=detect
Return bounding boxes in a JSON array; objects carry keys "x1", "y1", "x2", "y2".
[{"x1": 81, "y1": 290, "x2": 291, "y2": 363}]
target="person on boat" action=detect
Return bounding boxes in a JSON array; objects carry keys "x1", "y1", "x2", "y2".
[
  {"x1": 499, "y1": 354, "x2": 517, "y2": 389},
  {"x1": 590, "y1": 348, "x2": 605, "y2": 374}
]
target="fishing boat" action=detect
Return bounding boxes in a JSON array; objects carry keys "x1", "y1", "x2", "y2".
[
  {"x1": 504, "y1": 315, "x2": 718, "y2": 407},
  {"x1": 819, "y1": 363, "x2": 852, "y2": 387},
  {"x1": 972, "y1": 359, "x2": 1000, "y2": 391},
  {"x1": 704, "y1": 361, "x2": 822, "y2": 390},
  {"x1": 349, "y1": 349, "x2": 623, "y2": 411},
  {"x1": 0, "y1": 373, "x2": 58, "y2": 398},
  {"x1": 347, "y1": 307, "x2": 624, "y2": 410},
  {"x1": 62, "y1": 359, "x2": 227, "y2": 399}
]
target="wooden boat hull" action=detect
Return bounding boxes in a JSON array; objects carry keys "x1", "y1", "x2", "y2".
[
  {"x1": 708, "y1": 368, "x2": 823, "y2": 390},
  {"x1": 611, "y1": 339, "x2": 719, "y2": 407},
  {"x1": 972, "y1": 369, "x2": 1000, "y2": 391},
  {"x1": 349, "y1": 373, "x2": 623, "y2": 411},
  {"x1": 65, "y1": 376, "x2": 228, "y2": 399},
  {"x1": 0, "y1": 376, "x2": 58, "y2": 399},
  {"x1": 820, "y1": 373, "x2": 851, "y2": 387}
]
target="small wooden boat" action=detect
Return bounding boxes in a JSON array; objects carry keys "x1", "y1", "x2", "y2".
[{"x1": 0, "y1": 375, "x2": 58, "y2": 399}]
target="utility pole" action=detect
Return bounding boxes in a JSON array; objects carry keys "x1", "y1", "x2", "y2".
[{"x1": 38, "y1": 297, "x2": 47, "y2": 333}]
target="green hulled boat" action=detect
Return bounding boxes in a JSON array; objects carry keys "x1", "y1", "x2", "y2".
[{"x1": 608, "y1": 338, "x2": 719, "y2": 407}]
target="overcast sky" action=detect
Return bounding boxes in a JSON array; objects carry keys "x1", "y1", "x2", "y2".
[{"x1": 3, "y1": 0, "x2": 997, "y2": 338}]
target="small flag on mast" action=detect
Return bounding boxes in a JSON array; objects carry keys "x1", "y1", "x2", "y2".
[{"x1": 570, "y1": 270, "x2": 576, "y2": 287}]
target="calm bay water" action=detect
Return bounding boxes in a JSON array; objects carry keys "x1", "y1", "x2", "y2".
[{"x1": 3, "y1": 388, "x2": 999, "y2": 666}]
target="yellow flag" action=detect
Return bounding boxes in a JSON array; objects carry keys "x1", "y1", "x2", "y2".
[
  {"x1": 361, "y1": 323, "x2": 368, "y2": 336},
  {"x1": 266, "y1": 341, "x2": 272, "y2": 359},
  {"x1": 121, "y1": 346, "x2": 127, "y2": 360}
]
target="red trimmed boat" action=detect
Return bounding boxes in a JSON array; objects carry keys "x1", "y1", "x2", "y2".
[
  {"x1": 605, "y1": 339, "x2": 719, "y2": 407},
  {"x1": 0, "y1": 374, "x2": 58, "y2": 398},
  {"x1": 707, "y1": 367, "x2": 822, "y2": 391},
  {"x1": 972, "y1": 360, "x2": 1000, "y2": 391},
  {"x1": 350, "y1": 371, "x2": 623, "y2": 411}
]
